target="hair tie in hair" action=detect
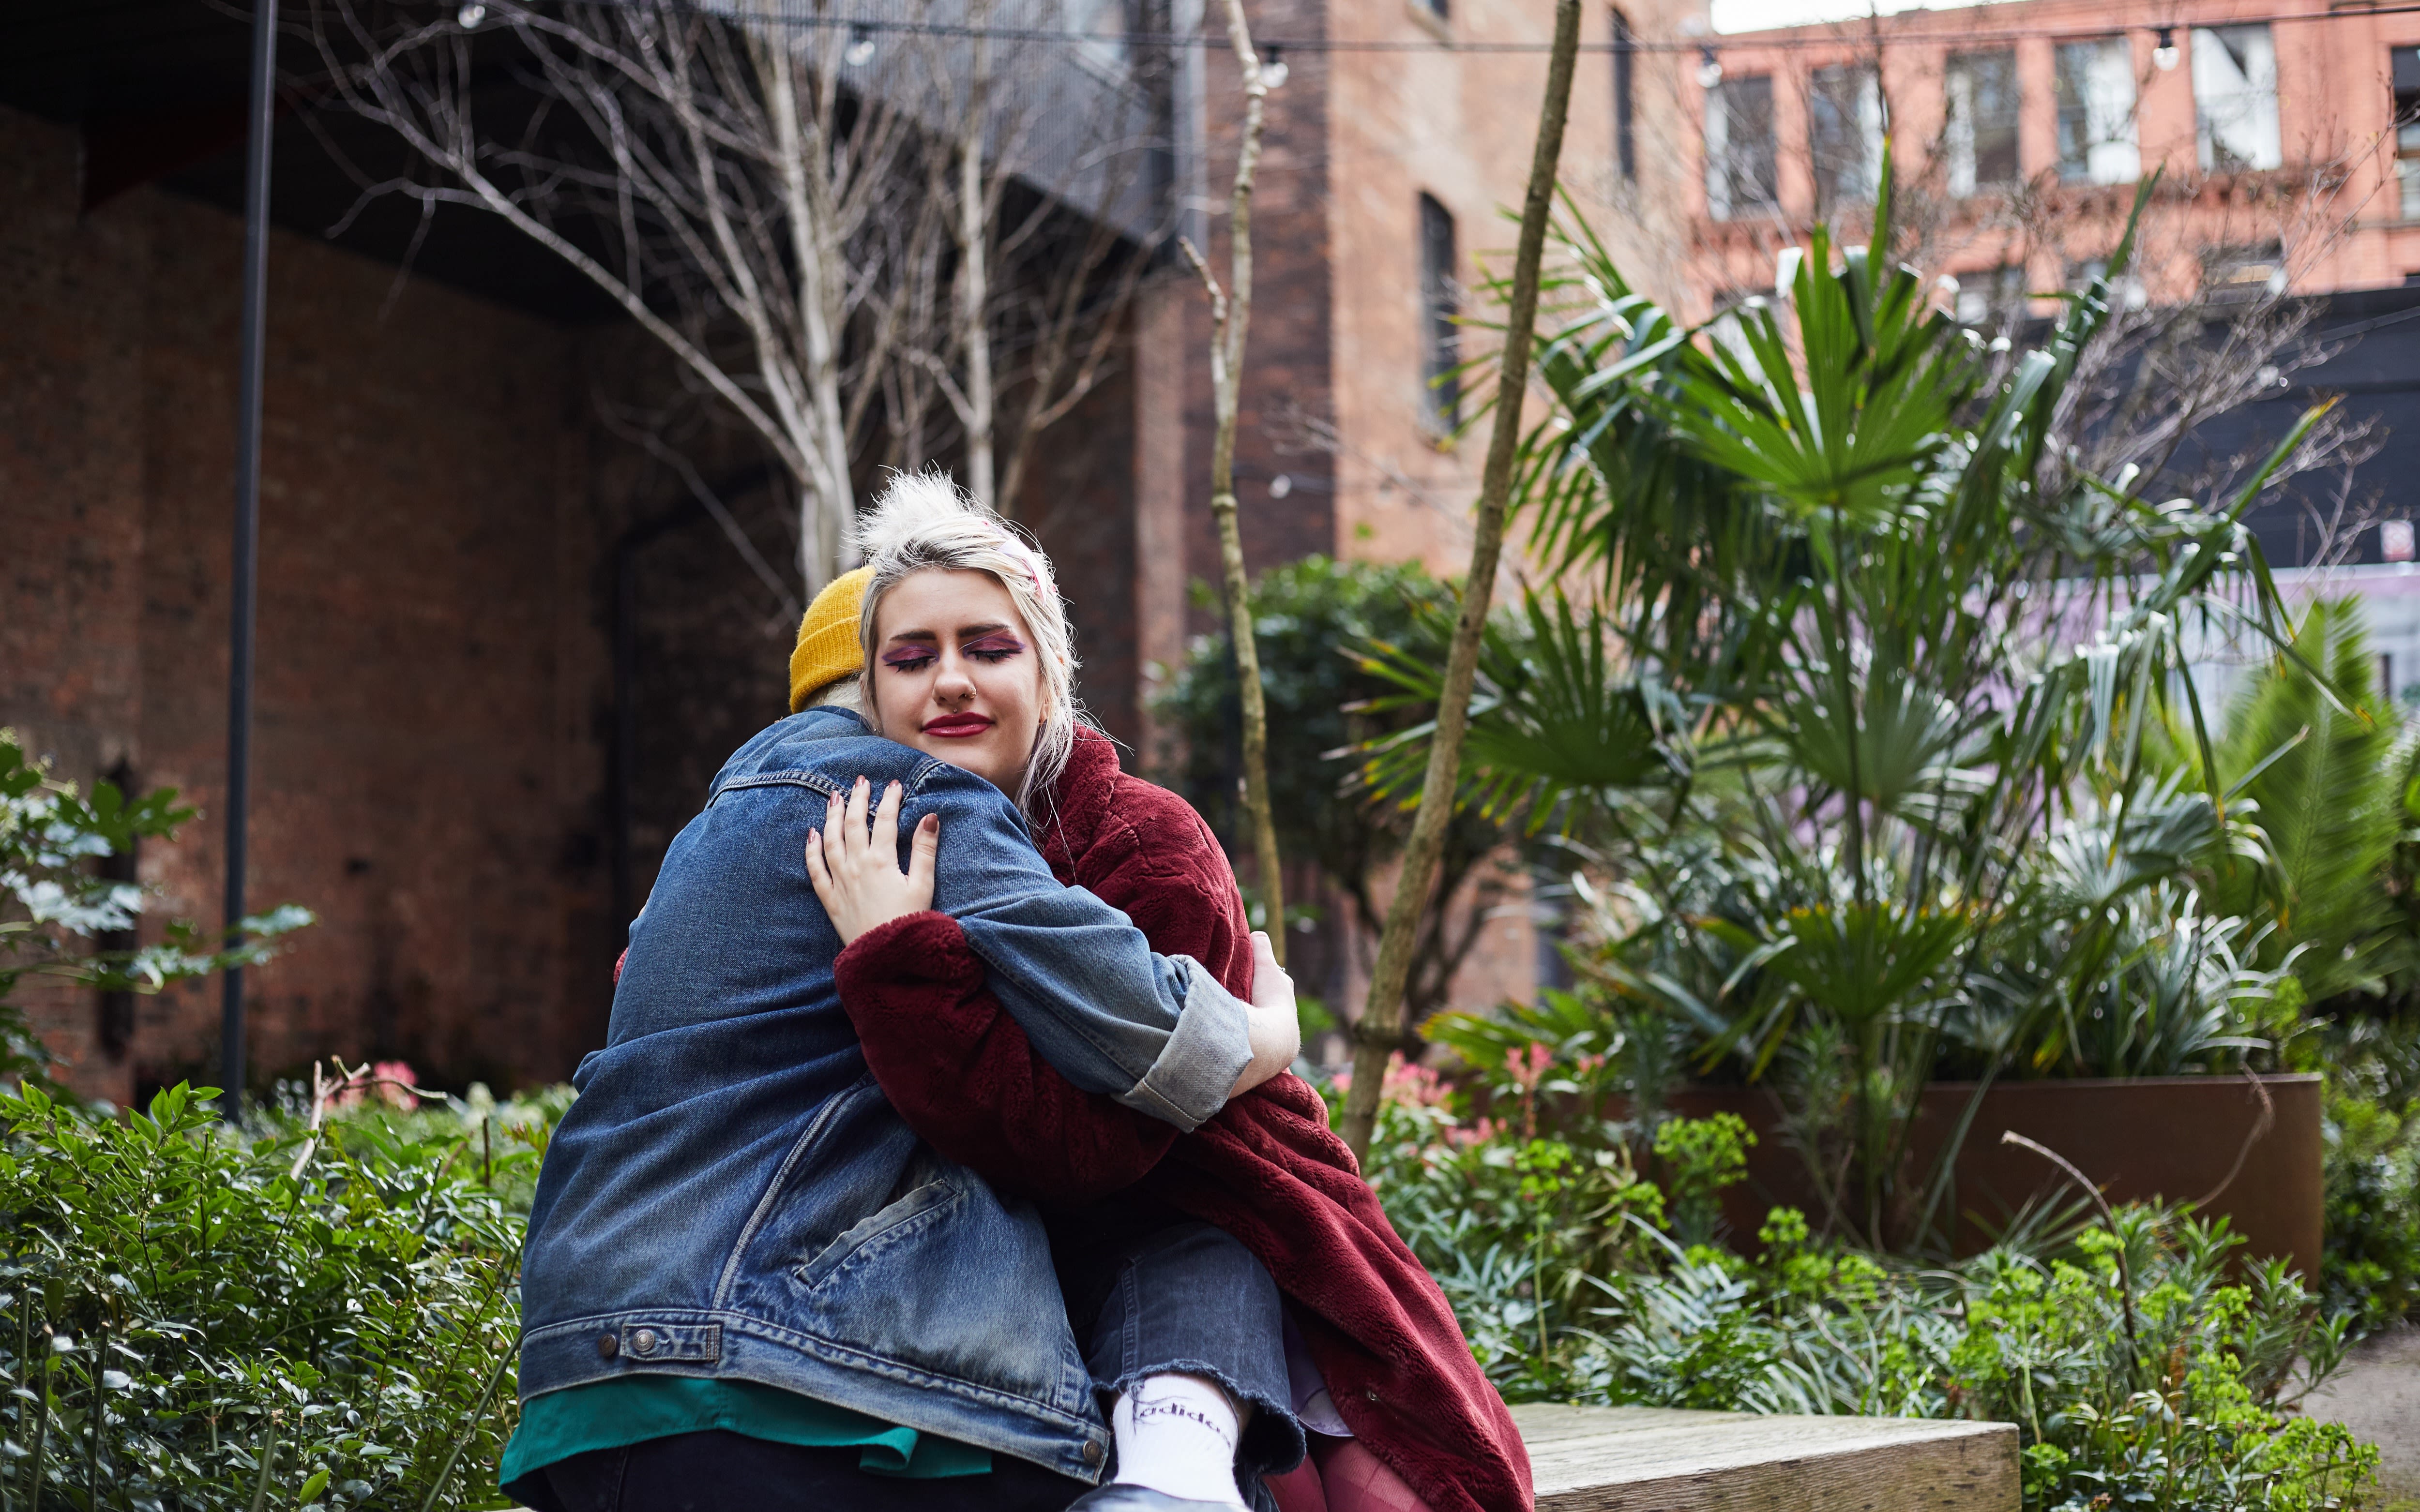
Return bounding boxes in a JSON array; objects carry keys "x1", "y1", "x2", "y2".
[{"x1": 998, "y1": 533, "x2": 1047, "y2": 595}]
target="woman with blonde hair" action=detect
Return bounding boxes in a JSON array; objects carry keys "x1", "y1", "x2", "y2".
[
  {"x1": 810, "y1": 473, "x2": 1529, "y2": 1512},
  {"x1": 501, "y1": 466, "x2": 1304, "y2": 1512}
]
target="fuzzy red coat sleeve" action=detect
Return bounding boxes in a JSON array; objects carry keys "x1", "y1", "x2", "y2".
[
  {"x1": 836, "y1": 760, "x2": 1255, "y2": 1204},
  {"x1": 834, "y1": 911, "x2": 1177, "y2": 1204}
]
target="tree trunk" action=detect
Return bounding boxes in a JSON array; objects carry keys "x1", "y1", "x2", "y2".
[
  {"x1": 1199, "y1": 0, "x2": 1285, "y2": 964},
  {"x1": 754, "y1": 27, "x2": 852, "y2": 592},
  {"x1": 1339, "y1": 0, "x2": 1584, "y2": 1162},
  {"x1": 956, "y1": 0, "x2": 998, "y2": 511}
]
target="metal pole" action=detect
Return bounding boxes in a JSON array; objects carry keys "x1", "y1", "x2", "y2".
[{"x1": 223, "y1": 0, "x2": 278, "y2": 1117}]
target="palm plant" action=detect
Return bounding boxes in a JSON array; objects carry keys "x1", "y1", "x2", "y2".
[
  {"x1": 2178, "y1": 599, "x2": 2409, "y2": 1007},
  {"x1": 1374, "y1": 170, "x2": 2329, "y2": 1252}
]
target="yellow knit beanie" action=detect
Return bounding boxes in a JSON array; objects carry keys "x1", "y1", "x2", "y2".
[{"x1": 788, "y1": 565, "x2": 875, "y2": 712}]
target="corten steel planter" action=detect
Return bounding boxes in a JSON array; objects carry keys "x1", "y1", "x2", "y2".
[{"x1": 1663, "y1": 1074, "x2": 2323, "y2": 1277}]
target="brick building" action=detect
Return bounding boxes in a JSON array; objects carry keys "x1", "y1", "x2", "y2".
[
  {"x1": 1633, "y1": 0, "x2": 2420, "y2": 316},
  {"x1": 1612, "y1": 0, "x2": 2420, "y2": 659},
  {"x1": 3, "y1": 0, "x2": 1685, "y2": 1099},
  {"x1": 1, "y1": 1, "x2": 1164, "y2": 1101},
  {"x1": 1151, "y1": 0, "x2": 1692, "y2": 1029}
]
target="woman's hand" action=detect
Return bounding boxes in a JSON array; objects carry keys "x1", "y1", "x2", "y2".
[
  {"x1": 1228, "y1": 930, "x2": 1302, "y2": 1099},
  {"x1": 807, "y1": 777, "x2": 940, "y2": 944}
]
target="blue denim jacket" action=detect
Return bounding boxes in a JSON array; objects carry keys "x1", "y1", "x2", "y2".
[{"x1": 516, "y1": 709, "x2": 1254, "y2": 1481}]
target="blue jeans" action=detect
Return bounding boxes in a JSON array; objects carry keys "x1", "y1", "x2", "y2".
[
  {"x1": 1064, "y1": 1220, "x2": 1305, "y2": 1485},
  {"x1": 531, "y1": 1223, "x2": 1300, "y2": 1511}
]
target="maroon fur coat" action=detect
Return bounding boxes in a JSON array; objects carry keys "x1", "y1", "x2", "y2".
[{"x1": 832, "y1": 729, "x2": 1532, "y2": 1512}]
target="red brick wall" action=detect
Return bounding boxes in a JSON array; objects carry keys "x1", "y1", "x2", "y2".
[
  {"x1": 5, "y1": 98, "x2": 1163, "y2": 1100},
  {"x1": 1, "y1": 104, "x2": 629, "y2": 1100},
  {"x1": 1183, "y1": 0, "x2": 1341, "y2": 634}
]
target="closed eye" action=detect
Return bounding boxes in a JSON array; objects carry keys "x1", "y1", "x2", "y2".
[{"x1": 962, "y1": 634, "x2": 1026, "y2": 663}]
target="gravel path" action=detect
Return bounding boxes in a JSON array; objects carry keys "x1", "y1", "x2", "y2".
[{"x1": 2304, "y1": 1324, "x2": 2420, "y2": 1507}]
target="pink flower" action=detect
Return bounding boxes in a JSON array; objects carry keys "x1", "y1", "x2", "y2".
[
  {"x1": 1383, "y1": 1056, "x2": 1451, "y2": 1109},
  {"x1": 332, "y1": 1059, "x2": 423, "y2": 1110},
  {"x1": 370, "y1": 1060, "x2": 421, "y2": 1109},
  {"x1": 1445, "y1": 1115, "x2": 1501, "y2": 1148}
]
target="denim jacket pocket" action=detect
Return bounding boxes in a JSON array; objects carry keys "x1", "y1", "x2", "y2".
[{"x1": 795, "y1": 1156, "x2": 967, "y2": 1290}]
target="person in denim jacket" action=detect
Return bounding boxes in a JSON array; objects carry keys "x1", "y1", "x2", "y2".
[{"x1": 501, "y1": 473, "x2": 1302, "y2": 1512}]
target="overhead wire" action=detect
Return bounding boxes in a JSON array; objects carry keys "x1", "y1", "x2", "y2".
[
  {"x1": 703, "y1": 0, "x2": 2420, "y2": 55},
  {"x1": 13, "y1": 0, "x2": 2420, "y2": 60}
]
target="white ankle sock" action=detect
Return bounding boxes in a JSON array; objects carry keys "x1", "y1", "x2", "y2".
[{"x1": 1109, "y1": 1372, "x2": 1247, "y2": 1508}]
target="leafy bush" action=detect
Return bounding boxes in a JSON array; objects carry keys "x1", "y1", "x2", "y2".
[
  {"x1": 2184, "y1": 600, "x2": 2409, "y2": 1009},
  {"x1": 2318, "y1": 1013, "x2": 2420, "y2": 1334},
  {"x1": 1347, "y1": 1061, "x2": 2381, "y2": 1511},
  {"x1": 1155, "y1": 557, "x2": 1525, "y2": 1033},
  {"x1": 1356, "y1": 178, "x2": 2357, "y2": 1254},
  {"x1": 0, "y1": 727, "x2": 309, "y2": 1082},
  {"x1": 0, "y1": 1078, "x2": 555, "y2": 1511}
]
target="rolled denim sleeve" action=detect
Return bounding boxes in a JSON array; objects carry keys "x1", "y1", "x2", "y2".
[
  {"x1": 916, "y1": 766, "x2": 1250, "y2": 1128},
  {"x1": 1118, "y1": 957, "x2": 1251, "y2": 1131}
]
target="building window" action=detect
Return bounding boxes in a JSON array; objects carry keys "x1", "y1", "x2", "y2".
[
  {"x1": 1810, "y1": 63, "x2": 1884, "y2": 211},
  {"x1": 1611, "y1": 7, "x2": 1636, "y2": 181},
  {"x1": 1419, "y1": 193, "x2": 1461, "y2": 430},
  {"x1": 1945, "y1": 51, "x2": 2020, "y2": 195},
  {"x1": 2202, "y1": 241, "x2": 2285, "y2": 301},
  {"x1": 1953, "y1": 264, "x2": 2026, "y2": 327},
  {"x1": 1705, "y1": 75, "x2": 1777, "y2": 219},
  {"x1": 2055, "y1": 38, "x2": 2140, "y2": 185},
  {"x1": 1069, "y1": 0, "x2": 1130, "y2": 69},
  {"x1": 2396, "y1": 48, "x2": 2420, "y2": 218},
  {"x1": 2193, "y1": 25, "x2": 2280, "y2": 172},
  {"x1": 1415, "y1": 0, "x2": 1448, "y2": 19}
]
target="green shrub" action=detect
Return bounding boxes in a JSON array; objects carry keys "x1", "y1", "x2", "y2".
[
  {"x1": 0, "y1": 1078, "x2": 548, "y2": 1511},
  {"x1": 1347, "y1": 1062, "x2": 2382, "y2": 1511},
  {"x1": 0, "y1": 727, "x2": 309, "y2": 1083},
  {"x1": 2319, "y1": 1013, "x2": 2420, "y2": 1334},
  {"x1": 1155, "y1": 557, "x2": 1523, "y2": 1030}
]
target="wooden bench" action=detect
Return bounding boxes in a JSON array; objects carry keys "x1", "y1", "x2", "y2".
[{"x1": 1511, "y1": 1403, "x2": 2019, "y2": 1512}]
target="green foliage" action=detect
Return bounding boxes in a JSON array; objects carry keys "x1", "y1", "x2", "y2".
[
  {"x1": 1161, "y1": 555, "x2": 1453, "y2": 876},
  {"x1": 0, "y1": 1078, "x2": 560, "y2": 1511},
  {"x1": 1158, "y1": 557, "x2": 1523, "y2": 1027},
  {"x1": 1349, "y1": 1064, "x2": 2380, "y2": 1511},
  {"x1": 1650, "y1": 1113, "x2": 1753, "y2": 1245},
  {"x1": 2186, "y1": 600, "x2": 2409, "y2": 1006},
  {"x1": 2318, "y1": 1012, "x2": 2420, "y2": 1334},
  {"x1": 0, "y1": 728, "x2": 311, "y2": 1081},
  {"x1": 1368, "y1": 180, "x2": 2336, "y2": 1251}
]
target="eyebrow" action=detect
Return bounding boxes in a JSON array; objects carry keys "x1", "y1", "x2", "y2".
[{"x1": 881, "y1": 621, "x2": 1015, "y2": 645}]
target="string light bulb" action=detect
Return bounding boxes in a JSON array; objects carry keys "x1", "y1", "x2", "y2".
[
  {"x1": 457, "y1": 2, "x2": 486, "y2": 28},
  {"x1": 1697, "y1": 45, "x2": 1724, "y2": 88},
  {"x1": 1261, "y1": 44, "x2": 1289, "y2": 90},
  {"x1": 2154, "y1": 27, "x2": 2179, "y2": 70},
  {"x1": 844, "y1": 25, "x2": 877, "y2": 66}
]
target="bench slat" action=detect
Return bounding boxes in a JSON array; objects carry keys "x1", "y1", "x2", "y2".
[{"x1": 1508, "y1": 1403, "x2": 2019, "y2": 1512}]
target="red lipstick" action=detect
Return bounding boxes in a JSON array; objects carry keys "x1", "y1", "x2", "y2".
[{"x1": 921, "y1": 712, "x2": 995, "y2": 738}]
